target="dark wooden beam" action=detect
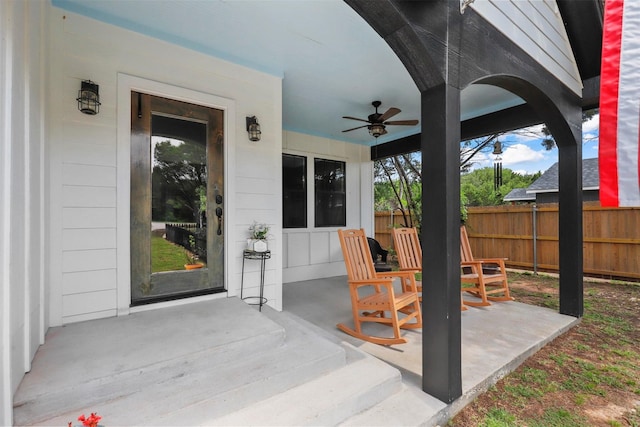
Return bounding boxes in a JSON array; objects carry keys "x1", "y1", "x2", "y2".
[
  {"x1": 582, "y1": 76, "x2": 600, "y2": 110},
  {"x1": 372, "y1": 104, "x2": 541, "y2": 160},
  {"x1": 421, "y1": 82, "x2": 462, "y2": 403},
  {"x1": 558, "y1": 132, "x2": 584, "y2": 317}
]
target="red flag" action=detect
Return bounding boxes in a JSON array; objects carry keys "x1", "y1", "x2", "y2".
[{"x1": 599, "y1": 0, "x2": 640, "y2": 207}]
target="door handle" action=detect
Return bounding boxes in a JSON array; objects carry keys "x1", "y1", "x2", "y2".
[{"x1": 216, "y1": 207, "x2": 223, "y2": 235}]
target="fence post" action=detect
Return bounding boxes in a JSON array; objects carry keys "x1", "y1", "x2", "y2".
[{"x1": 532, "y1": 204, "x2": 538, "y2": 275}]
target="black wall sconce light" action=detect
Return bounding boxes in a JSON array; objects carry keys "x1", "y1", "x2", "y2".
[
  {"x1": 246, "y1": 116, "x2": 261, "y2": 141},
  {"x1": 76, "y1": 80, "x2": 101, "y2": 115}
]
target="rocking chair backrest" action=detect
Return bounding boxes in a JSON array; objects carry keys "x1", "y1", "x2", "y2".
[
  {"x1": 392, "y1": 227, "x2": 422, "y2": 271},
  {"x1": 460, "y1": 225, "x2": 474, "y2": 263},
  {"x1": 338, "y1": 229, "x2": 377, "y2": 281}
]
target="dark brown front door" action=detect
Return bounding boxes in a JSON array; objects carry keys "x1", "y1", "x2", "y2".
[{"x1": 130, "y1": 92, "x2": 224, "y2": 305}]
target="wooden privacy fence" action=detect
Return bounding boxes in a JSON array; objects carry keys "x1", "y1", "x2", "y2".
[
  {"x1": 375, "y1": 202, "x2": 640, "y2": 281},
  {"x1": 462, "y1": 202, "x2": 640, "y2": 280},
  {"x1": 374, "y1": 210, "x2": 417, "y2": 250}
]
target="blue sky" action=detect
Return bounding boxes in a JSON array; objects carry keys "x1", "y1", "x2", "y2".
[{"x1": 466, "y1": 113, "x2": 600, "y2": 175}]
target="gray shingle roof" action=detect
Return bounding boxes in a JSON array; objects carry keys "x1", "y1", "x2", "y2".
[
  {"x1": 504, "y1": 188, "x2": 536, "y2": 202},
  {"x1": 526, "y1": 158, "x2": 599, "y2": 194}
]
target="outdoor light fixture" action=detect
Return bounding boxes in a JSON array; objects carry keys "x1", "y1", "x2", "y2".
[
  {"x1": 76, "y1": 80, "x2": 101, "y2": 115},
  {"x1": 368, "y1": 124, "x2": 386, "y2": 138},
  {"x1": 492, "y1": 140, "x2": 503, "y2": 156},
  {"x1": 493, "y1": 140, "x2": 503, "y2": 191},
  {"x1": 246, "y1": 116, "x2": 261, "y2": 141}
]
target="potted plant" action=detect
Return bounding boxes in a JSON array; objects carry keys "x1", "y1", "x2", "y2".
[
  {"x1": 248, "y1": 221, "x2": 269, "y2": 252},
  {"x1": 184, "y1": 234, "x2": 203, "y2": 269}
]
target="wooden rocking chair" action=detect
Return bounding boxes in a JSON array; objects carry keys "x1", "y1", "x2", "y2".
[
  {"x1": 337, "y1": 228, "x2": 422, "y2": 345},
  {"x1": 393, "y1": 227, "x2": 467, "y2": 310},
  {"x1": 460, "y1": 225, "x2": 514, "y2": 307}
]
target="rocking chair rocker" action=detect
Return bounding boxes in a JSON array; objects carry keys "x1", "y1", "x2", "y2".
[
  {"x1": 337, "y1": 229, "x2": 422, "y2": 345},
  {"x1": 460, "y1": 225, "x2": 514, "y2": 307}
]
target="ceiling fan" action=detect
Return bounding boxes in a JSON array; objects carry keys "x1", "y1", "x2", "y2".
[{"x1": 342, "y1": 100, "x2": 419, "y2": 138}]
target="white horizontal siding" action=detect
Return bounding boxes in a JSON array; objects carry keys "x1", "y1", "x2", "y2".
[
  {"x1": 62, "y1": 228, "x2": 116, "y2": 251},
  {"x1": 63, "y1": 289, "x2": 117, "y2": 317},
  {"x1": 62, "y1": 208, "x2": 116, "y2": 229},
  {"x1": 62, "y1": 164, "x2": 116, "y2": 187},
  {"x1": 470, "y1": 0, "x2": 582, "y2": 94},
  {"x1": 62, "y1": 249, "x2": 117, "y2": 273},
  {"x1": 63, "y1": 270, "x2": 117, "y2": 295},
  {"x1": 49, "y1": 6, "x2": 284, "y2": 322},
  {"x1": 62, "y1": 186, "x2": 116, "y2": 208}
]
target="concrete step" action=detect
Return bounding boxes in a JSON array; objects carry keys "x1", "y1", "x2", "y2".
[
  {"x1": 16, "y1": 300, "x2": 349, "y2": 426},
  {"x1": 208, "y1": 354, "x2": 402, "y2": 426},
  {"x1": 340, "y1": 384, "x2": 446, "y2": 427},
  {"x1": 142, "y1": 324, "x2": 348, "y2": 426},
  {"x1": 14, "y1": 298, "x2": 287, "y2": 425}
]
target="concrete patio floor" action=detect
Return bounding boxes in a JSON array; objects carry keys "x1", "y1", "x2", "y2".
[
  {"x1": 13, "y1": 275, "x2": 579, "y2": 426},
  {"x1": 283, "y1": 275, "x2": 580, "y2": 421}
]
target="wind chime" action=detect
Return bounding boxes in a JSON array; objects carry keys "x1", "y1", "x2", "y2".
[{"x1": 493, "y1": 140, "x2": 503, "y2": 192}]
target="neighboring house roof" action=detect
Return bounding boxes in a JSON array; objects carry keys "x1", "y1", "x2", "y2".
[
  {"x1": 504, "y1": 188, "x2": 536, "y2": 202},
  {"x1": 526, "y1": 158, "x2": 599, "y2": 194}
]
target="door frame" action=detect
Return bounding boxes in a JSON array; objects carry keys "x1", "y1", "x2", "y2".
[{"x1": 116, "y1": 73, "x2": 237, "y2": 316}]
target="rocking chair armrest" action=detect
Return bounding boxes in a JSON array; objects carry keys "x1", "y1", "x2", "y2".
[
  {"x1": 476, "y1": 257, "x2": 507, "y2": 264},
  {"x1": 376, "y1": 270, "x2": 418, "y2": 279},
  {"x1": 349, "y1": 278, "x2": 397, "y2": 295},
  {"x1": 376, "y1": 270, "x2": 420, "y2": 293},
  {"x1": 461, "y1": 261, "x2": 483, "y2": 267}
]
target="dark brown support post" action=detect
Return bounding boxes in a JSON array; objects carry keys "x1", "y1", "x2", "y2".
[
  {"x1": 421, "y1": 83, "x2": 463, "y2": 403},
  {"x1": 558, "y1": 137, "x2": 584, "y2": 317}
]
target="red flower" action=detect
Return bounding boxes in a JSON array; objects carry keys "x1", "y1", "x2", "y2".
[{"x1": 77, "y1": 412, "x2": 102, "y2": 427}]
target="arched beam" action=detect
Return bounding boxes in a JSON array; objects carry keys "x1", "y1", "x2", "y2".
[{"x1": 348, "y1": 0, "x2": 584, "y2": 403}]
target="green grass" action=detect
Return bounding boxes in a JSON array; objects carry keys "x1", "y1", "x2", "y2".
[
  {"x1": 480, "y1": 408, "x2": 518, "y2": 427},
  {"x1": 151, "y1": 235, "x2": 191, "y2": 272},
  {"x1": 527, "y1": 408, "x2": 588, "y2": 427},
  {"x1": 452, "y1": 273, "x2": 640, "y2": 427}
]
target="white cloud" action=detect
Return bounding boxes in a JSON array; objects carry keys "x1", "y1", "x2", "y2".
[
  {"x1": 501, "y1": 143, "x2": 546, "y2": 166},
  {"x1": 508, "y1": 124, "x2": 546, "y2": 143},
  {"x1": 583, "y1": 113, "x2": 599, "y2": 133},
  {"x1": 583, "y1": 113, "x2": 599, "y2": 142}
]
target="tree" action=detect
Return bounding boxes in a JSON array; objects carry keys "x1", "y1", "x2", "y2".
[
  {"x1": 375, "y1": 108, "x2": 597, "y2": 224},
  {"x1": 152, "y1": 139, "x2": 207, "y2": 222},
  {"x1": 374, "y1": 153, "x2": 421, "y2": 228},
  {"x1": 461, "y1": 167, "x2": 540, "y2": 206}
]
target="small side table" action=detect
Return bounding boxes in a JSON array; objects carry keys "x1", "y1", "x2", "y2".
[{"x1": 241, "y1": 249, "x2": 271, "y2": 311}]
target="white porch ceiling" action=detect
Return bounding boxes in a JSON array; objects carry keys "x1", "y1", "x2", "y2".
[{"x1": 52, "y1": 0, "x2": 524, "y2": 146}]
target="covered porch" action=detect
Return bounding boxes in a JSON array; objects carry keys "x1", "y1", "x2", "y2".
[{"x1": 14, "y1": 277, "x2": 577, "y2": 426}]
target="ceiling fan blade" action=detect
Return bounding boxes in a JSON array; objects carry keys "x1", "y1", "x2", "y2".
[
  {"x1": 342, "y1": 125, "x2": 368, "y2": 132},
  {"x1": 378, "y1": 107, "x2": 401, "y2": 122},
  {"x1": 384, "y1": 119, "x2": 419, "y2": 126},
  {"x1": 342, "y1": 116, "x2": 370, "y2": 123}
]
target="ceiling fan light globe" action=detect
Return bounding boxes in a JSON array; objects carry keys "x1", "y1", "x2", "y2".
[{"x1": 369, "y1": 124, "x2": 385, "y2": 138}]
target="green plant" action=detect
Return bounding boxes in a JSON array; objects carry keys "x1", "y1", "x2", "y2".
[
  {"x1": 184, "y1": 234, "x2": 199, "y2": 264},
  {"x1": 249, "y1": 221, "x2": 270, "y2": 240}
]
